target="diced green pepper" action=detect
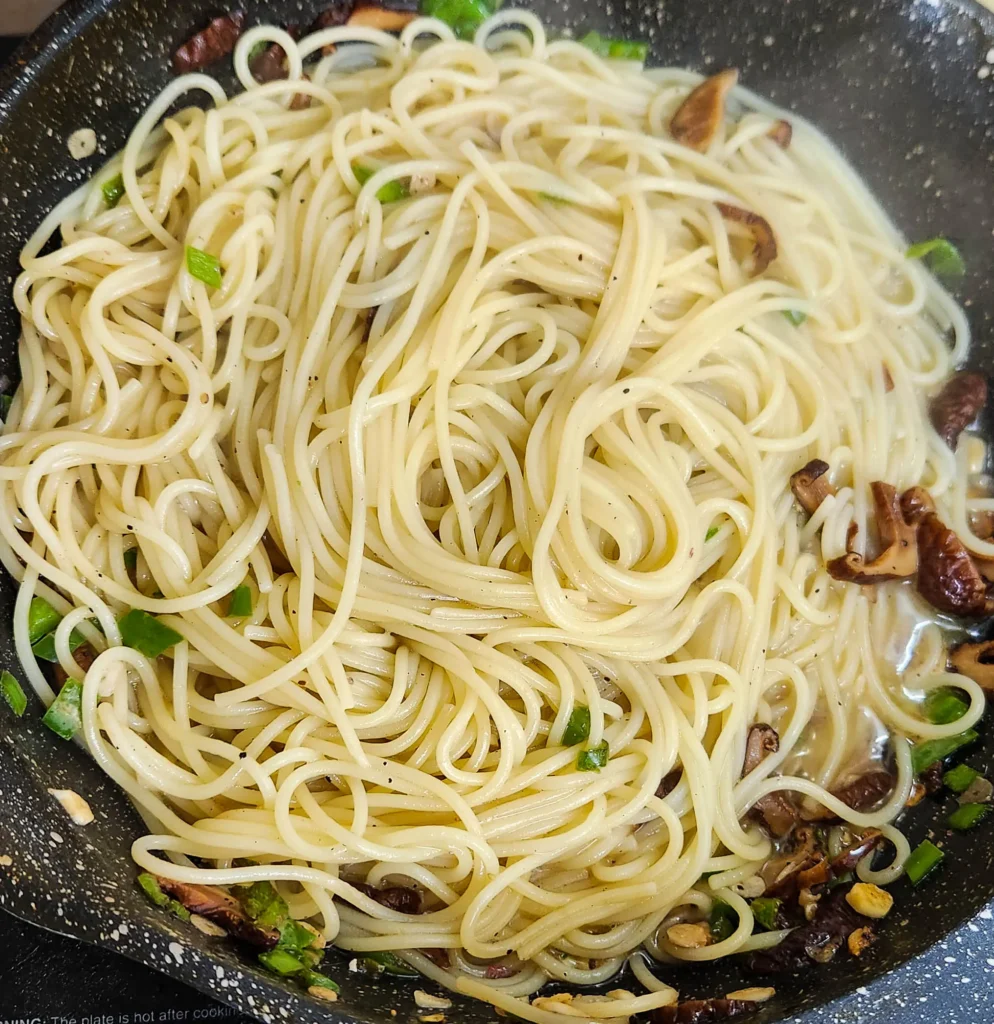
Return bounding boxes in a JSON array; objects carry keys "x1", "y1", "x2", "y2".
[
  {"x1": 102, "y1": 174, "x2": 126, "y2": 208},
  {"x1": 948, "y1": 802, "x2": 990, "y2": 831},
  {"x1": 118, "y1": 608, "x2": 183, "y2": 659},
  {"x1": 579, "y1": 30, "x2": 648, "y2": 61},
  {"x1": 923, "y1": 686, "x2": 969, "y2": 725},
  {"x1": 562, "y1": 705, "x2": 590, "y2": 746},
  {"x1": 42, "y1": 679, "x2": 83, "y2": 740},
  {"x1": 0, "y1": 670, "x2": 27, "y2": 717},
  {"x1": 906, "y1": 238, "x2": 965, "y2": 278},
  {"x1": 186, "y1": 245, "x2": 223, "y2": 289},
  {"x1": 576, "y1": 739, "x2": 609, "y2": 772},
  {"x1": 709, "y1": 898, "x2": 737, "y2": 941},
  {"x1": 904, "y1": 839, "x2": 944, "y2": 885},
  {"x1": 750, "y1": 896, "x2": 781, "y2": 930},
  {"x1": 911, "y1": 729, "x2": 978, "y2": 775},
  {"x1": 943, "y1": 763, "x2": 980, "y2": 794},
  {"x1": 227, "y1": 584, "x2": 253, "y2": 618}
]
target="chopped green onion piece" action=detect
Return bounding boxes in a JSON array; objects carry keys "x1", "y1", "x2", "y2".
[
  {"x1": 102, "y1": 174, "x2": 126, "y2": 208},
  {"x1": 278, "y1": 918, "x2": 318, "y2": 956},
  {"x1": 31, "y1": 626, "x2": 87, "y2": 663},
  {"x1": 750, "y1": 896, "x2": 781, "y2": 931},
  {"x1": 576, "y1": 739, "x2": 609, "y2": 772},
  {"x1": 911, "y1": 729, "x2": 978, "y2": 775},
  {"x1": 1, "y1": 394, "x2": 12, "y2": 417},
  {"x1": 123, "y1": 547, "x2": 139, "y2": 571},
  {"x1": 248, "y1": 39, "x2": 269, "y2": 62},
  {"x1": 562, "y1": 705, "x2": 591, "y2": 746},
  {"x1": 538, "y1": 191, "x2": 571, "y2": 205},
  {"x1": 136, "y1": 873, "x2": 189, "y2": 920},
  {"x1": 943, "y1": 763, "x2": 980, "y2": 793},
  {"x1": 419, "y1": 0, "x2": 496, "y2": 39},
  {"x1": 923, "y1": 686, "x2": 969, "y2": 725},
  {"x1": 259, "y1": 948, "x2": 305, "y2": 976},
  {"x1": 227, "y1": 584, "x2": 253, "y2": 618},
  {"x1": 948, "y1": 802, "x2": 990, "y2": 831},
  {"x1": 783, "y1": 309, "x2": 807, "y2": 325},
  {"x1": 709, "y1": 898, "x2": 737, "y2": 942},
  {"x1": 28, "y1": 596, "x2": 62, "y2": 645},
  {"x1": 0, "y1": 670, "x2": 27, "y2": 717},
  {"x1": 360, "y1": 950, "x2": 417, "y2": 975},
  {"x1": 239, "y1": 880, "x2": 289, "y2": 929},
  {"x1": 906, "y1": 238, "x2": 965, "y2": 278},
  {"x1": 137, "y1": 872, "x2": 169, "y2": 907},
  {"x1": 705, "y1": 525, "x2": 719, "y2": 541},
  {"x1": 904, "y1": 839, "x2": 944, "y2": 885},
  {"x1": 41, "y1": 678, "x2": 83, "y2": 740},
  {"x1": 579, "y1": 30, "x2": 648, "y2": 61},
  {"x1": 185, "y1": 245, "x2": 223, "y2": 289},
  {"x1": 302, "y1": 969, "x2": 340, "y2": 992},
  {"x1": 118, "y1": 608, "x2": 183, "y2": 659},
  {"x1": 352, "y1": 163, "x2": 410, "y2": 203}
]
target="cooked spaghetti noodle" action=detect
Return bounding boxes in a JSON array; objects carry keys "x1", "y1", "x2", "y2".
[{"x1": 1, "y1": 10, "x2": 989, "y2": 1020}]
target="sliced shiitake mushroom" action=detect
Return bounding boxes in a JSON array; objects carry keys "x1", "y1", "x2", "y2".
[
  {"x1": 790, "y1": 459, "x2": 834, "y2": 516},
  {"x1": 948, "y1": 638, "x2": 994, "y2": 690},
  {"x1": 827, "y1": 482, "x2": 917, "y2": 584},
  {"x1": 716, "y1": 202, "x2": 778, "y2": 276},
  {"x1": 742, "y1": 724, "x2": 799, "y2": 837},
  {"x1": 155, "y1": 878, "x2": 280, "y2": 949},
  {"x1": 670, "y1": 68, "x2": 739, "y2": 152},
  {"x1": 173, "y1": 12, "x2": 247, "y2": 74},
  {"x1": 768, "y1": 119, "x2": 792, "y2": 148},
  {"x1": 916, "y1": 512, "x2": 994, "y2": 617},
  {"x1": 929, "y1": 371, "x2": 987, "y2": 451},
  {"x1": 348, "y1": 5, "x2": 417, "y2": 30}
]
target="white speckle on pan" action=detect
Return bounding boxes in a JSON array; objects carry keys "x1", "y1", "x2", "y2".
[
  {"x1": 50, "y1": 831, "x2": 63, "y2": 844},
  {"x1": 67, "y1": 127, "x2": 97, "y2": 159},
  {"x1": 168, "y1": 941, "x2": 185, "y2": 965},
  {"x1": 980, "y1": 65, "x2": 991, "y2": 80},
  {"x1": 987, "y1": 47, "x2": 994, "y2": 63}
]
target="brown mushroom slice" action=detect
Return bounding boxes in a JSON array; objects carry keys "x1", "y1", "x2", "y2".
[
  {"x1": 801, "y1": 771, "x2": 895, "y2": 823},
  {"x1": 760, "y1": 826, "x2": 822, "y2": 899},
  {"x1": 173, "y1": 12, "x2": 247, "y2": 74},
  {"x1": 899, "y1": 485, "x2": 935, "y2": 525},
  {"x1": 949, "y1": 639, "x2": 994, "y2": 690},
  {"x1": 742, "y1": 724, "x2": 799, "y2": 837},
  {"x1": 929, "y1": 372, "x2": 987, "y2": 451},
  {"x1": 768, "y1": 119, "x2": 792, "y2": 148},
  {"x1": 716, "y1": 202, "x2": 778, "y2": 276},
  {"x1": 656, "y1": 768, "x2": 682, "y2": 798},
  {"x1": 670, "y1": 68, "x2": 739, "y2": 152},
  {"x1": 348, "y1": 6, "x2": 417, "y2": 30},
  {"x1": 882, "y1": 365, "x2": 894, "y2": 392},
  {"x1": 651, "y1": 997, "x2": 753, "y2": 1023},
  {"x1": 917, "y1": 512, "x2": 994, "y2": 617},
  {"x1": 827, "y1": 482, "x2": 917, "y2": 584},
  {"x1": 790, "y1": 459, "x2": 834, "y2": 516},
  {"x1": 155, "y1": 878, "x2": 280, "y2": 949}
]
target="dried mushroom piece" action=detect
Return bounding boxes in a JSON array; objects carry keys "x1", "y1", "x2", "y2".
[
  {"x1": 716, "y1": 202, "x2": 778, "y2": 275},
  {"x1": 155, "y1": 878, "x2": 280, "y2": 949},
  {"x1": 748, "y1": 886, "x2": 874, "y2": 973},
  {"x1": 670, "y1": 68, "x2": 739, "y2": 152},
  {"x1": 949, "y1": 639, "x2": 994, "y2": 690},
  {"x1": 761, "y1": 826, "x2": 822, "y2": 899},
  {"x1": 827, "y1": 482, "x2": 917, "y2": 584},
  {"x1": 801, "y1": 770, "x2": 895, "y2": 822},
  {"x1": 348, "y1": 6, "x2": 417, "y2": 29},
  {"x1": 790, "y1": 459, "x2": 834, "y2": 516},
  {"x1": 742, "y1": 724, "x2": 798, "y2": 837},
  {"x1": 650, "y1": 997, "x2": 754, "y2": 1023},
  {"x1": 768, "y1": 120, "x2": 792, "y2": 148},
  {"x1": 916, "y1": 512, "x2": 994, "y2": 617},
  {"x1": 899, "y1": 485, "x2": 935, "y2": 524},
  {"x1": 250, "y1": 25, "x2": 301, "y2": 84},
  {"x1": 353, "y1": 880, "x2": 422, "y2": 914},
  {"x1": 929, "y1": 372, "x2": 987, "y2": 451},
  {"x1": 174, "y1": 12, "x2": 247, "y2": 73}
]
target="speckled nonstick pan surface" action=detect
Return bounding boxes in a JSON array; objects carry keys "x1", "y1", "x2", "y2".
[{"x1": 1, "y1": 1, "x2": 994, "y2": 1022}]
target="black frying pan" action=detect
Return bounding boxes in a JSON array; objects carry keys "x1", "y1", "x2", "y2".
[{"x1": 2, "y1": 1, "x2": 994, "y2": 1022}]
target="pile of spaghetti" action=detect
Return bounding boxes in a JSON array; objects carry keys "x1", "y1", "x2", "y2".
[{"x1": 1, "y1": 9, "x2": 990, "y2": 1021}]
